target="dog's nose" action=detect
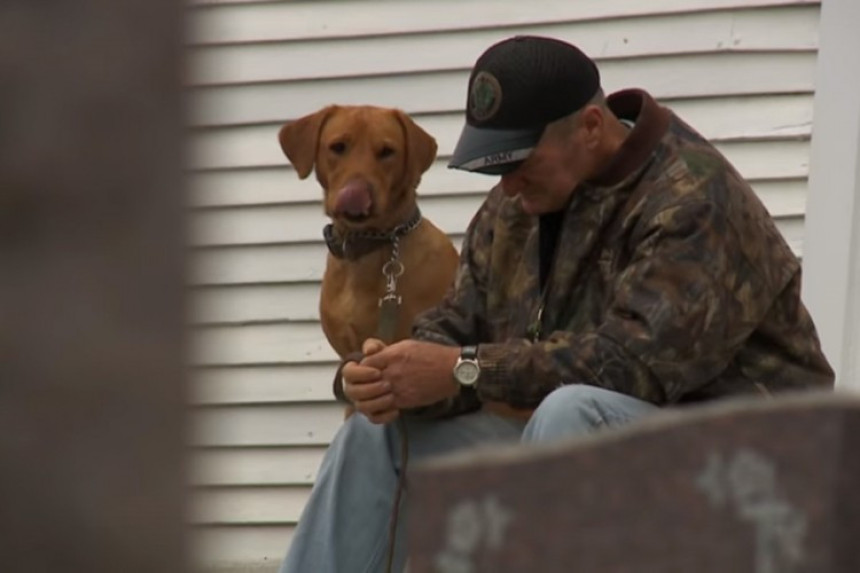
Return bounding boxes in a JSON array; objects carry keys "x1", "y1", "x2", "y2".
[{"x1": 333, "y1": 179, "x2": 373, "y2": 217}]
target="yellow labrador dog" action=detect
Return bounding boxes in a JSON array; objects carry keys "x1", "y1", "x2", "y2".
[{"x1": 278, "y1": 105, "x2": 459, "y2": 367}]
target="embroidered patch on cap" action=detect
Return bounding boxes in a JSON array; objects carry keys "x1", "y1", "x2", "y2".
[{"x1": 469, "y1": 71, "x2": 503, "y2": 122}]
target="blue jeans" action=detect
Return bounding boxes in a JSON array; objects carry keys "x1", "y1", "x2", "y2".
[{"x1": 280, "y1": 385, "x2": 659, "y2": 573}]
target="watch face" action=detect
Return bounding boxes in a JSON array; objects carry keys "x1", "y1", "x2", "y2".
[{"x1": 455, "y1": 360, "x2": 480, "y2": 386}]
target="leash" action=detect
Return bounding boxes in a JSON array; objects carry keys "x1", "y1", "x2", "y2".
[
  {"x1": 377, "y1": 232, "x2": 410, "y2": 573},
  {"x1": 325, "y1": 212, "x2": 420, "y2": 572}
]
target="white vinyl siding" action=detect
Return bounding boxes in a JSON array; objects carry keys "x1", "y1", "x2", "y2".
[{"x1": 187, "y1": 1, "x2": 821, "y2": 569}]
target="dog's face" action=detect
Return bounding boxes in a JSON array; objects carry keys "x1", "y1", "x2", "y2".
[{"x1": 278, "y1": 106, "x2": 438, "y2": 231}]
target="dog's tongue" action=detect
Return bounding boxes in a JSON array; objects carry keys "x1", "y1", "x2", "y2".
[{"x1": 334, "y1": 181, "x2": 372, "y2": 216}]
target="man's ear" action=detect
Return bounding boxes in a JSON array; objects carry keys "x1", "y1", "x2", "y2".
[
  {"x1": 581, "y1": 105, "x2": 605, "y2": 150},
  {"x1": 278, "y1": 106, "x2": 338, "y2": 179},
  {"x1": 393, "y1": 109, "x2": 438, "y2": 181}
]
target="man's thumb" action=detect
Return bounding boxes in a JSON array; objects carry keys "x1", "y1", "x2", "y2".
[{"x1": 362, "y1": 338, "x2": 386, "y2": 356}]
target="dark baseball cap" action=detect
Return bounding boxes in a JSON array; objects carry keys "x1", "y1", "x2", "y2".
[{"x1": 449, "y1": 36, "x2": 601, "y2": 175}]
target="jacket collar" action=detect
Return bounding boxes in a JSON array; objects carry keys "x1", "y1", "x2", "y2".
[{"x1": 587, "y1": 89, "x2": 672, "y2": 188}]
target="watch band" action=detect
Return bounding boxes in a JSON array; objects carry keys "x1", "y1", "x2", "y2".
[{"x1": 461, "y1": 345, "x2": 478, "y2": 360}]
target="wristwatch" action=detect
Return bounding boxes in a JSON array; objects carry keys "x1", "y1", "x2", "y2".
[{"x1": 453, "y1": 345, "x2": 481, "y2": 387}]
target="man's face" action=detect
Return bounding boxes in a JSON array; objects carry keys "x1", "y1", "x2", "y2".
[{"x1": 499, "y1": 111, "x2": 596, "y2": 215}]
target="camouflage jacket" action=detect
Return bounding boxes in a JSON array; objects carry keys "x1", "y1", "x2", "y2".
[{"x1": 412, "y1": 89, "x2": 834, "y2": 416}]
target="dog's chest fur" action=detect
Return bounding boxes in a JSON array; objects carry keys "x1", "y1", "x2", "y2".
[
  {"x1": 319, "y1": 252, "x2": 389, "y2": 357},
  {"x1": 318, "y1": 223, "x2": 457, "y2": 358}
]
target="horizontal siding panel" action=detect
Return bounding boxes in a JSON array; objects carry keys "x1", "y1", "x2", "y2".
[
  {"x1": 188, "y1": 0, "x2": 817, "y2": 44},
  {"x1": 192, "y1": 447, "x2": 326, "y2": 486},
  {"x1": 192, "y1": 321, "x2": 336, "y2": 365},
  {"x1": 192, "y1": 486, "x2": 309, "y2": 525},
  {"x1": 191, "y1": 242, "x2": 328, "y2": 285},
  {"x1": 192, "y1": 364, "x2": 337, "y2": 404},
  {"x1": 723, "y1": 139, "x2": 810, "y2": 182},
  {"x1": 189, "y1": 140, "x2": 810, "y2": 247},
  {"x1": 192, "y1": 282, "x2": 322, "y2": 324},
  {"x1": 775, "y1": 215, "x2": 804, "y2": 253},
  {"x1": 189, "y1": 6, "x2": 817, "y2": 85},
  {"x1": 189, "y1": 94, "x2": 814, "y2": 172},
  {"x1": 193, "y1": 525, "x2": 291, "y2": 570},
  {"x1": 190, "y1": 237, "x2": 466, "y2": 286},
  {"x1": 191, "y1": 167, "x2": 324, "y2": 208},
  {"x1": 752, "y1": 179, "x2": 809, "y2": 217},
  {"x1": 190, "y1": 153, "x2": 810, "y2": 213},
  {"x1": 190, "y1": 193, "x2": 477, "y2": 247},
  {"x1": 190, "y1": 283, "x2": 326, "y2": 325},
  {"x1": 190, "y1": 209, "x2": 804, "y2": 324},
  {"x1": 189, "y1": 51, "x2": 816, "y2": 127},
  {"x1": 190, "y1": 219, "x2": 801, "y2": 365},
  {"x1": 190, "y1": 219, "x2": 803, "y2": 326},
  {"x1": 192, "y1": 402, "x2": 344, "y2": 446},
  {"x1": 189, "y1": 189, "x2": 801, "y2": 287}
]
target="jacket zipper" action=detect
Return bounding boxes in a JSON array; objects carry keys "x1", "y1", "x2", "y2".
[
  {"x1": 529, "y1": 242, "x2": 558, "y2": 343},
  {"x1": 529, "y1": 203, "x2": 572, "y2": 343}
]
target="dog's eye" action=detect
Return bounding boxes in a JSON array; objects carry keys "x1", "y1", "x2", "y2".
[
  {"x1": 329, "y1": 142, "x2": 347, "y2": 155},
  {"x1": 377, "y1": 146, "x2": 395, "y2": 159}
]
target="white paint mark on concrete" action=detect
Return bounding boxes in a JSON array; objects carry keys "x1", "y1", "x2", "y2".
[
  {"x1": 481, "y1": 496, "x2": 514, "y2": 550},
  {"x1": 695, "y1": 449, "x2": 808, "y2": 573},
  {"x1": 434, "y1": 495, "x2": 515, "y2": 573},
  {"x1": 446, "y1": 500, "x2": 482, "y2": 556}
]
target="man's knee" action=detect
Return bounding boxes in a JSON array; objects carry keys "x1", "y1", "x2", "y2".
[
  {"x1": 523, "y1": 384, "x2": 656, "y2": 443},
  {"x1": 530, "y1": 385, "x2": 609, "y2": 430},
  {"x1": 327, "y1": 412, "x2": 391, "y2": 461}
]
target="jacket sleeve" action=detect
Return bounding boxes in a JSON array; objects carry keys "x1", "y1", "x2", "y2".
[
  {"x1": 406, "y1": 189, "x2": 504, "y2": 418},
  {"x1": 474, "y1": 200, "x2": 791, "y2": 407}
]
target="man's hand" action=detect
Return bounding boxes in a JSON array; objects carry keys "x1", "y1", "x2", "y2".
[
  {"x1": 342, "y1": 339, "x2": 398, "y2": 425},
  {"x1": 361, "y1": 340, "x2": 461, "y2": 410}
]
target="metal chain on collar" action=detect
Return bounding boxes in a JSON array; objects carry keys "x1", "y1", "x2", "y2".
[
  {"x1": 351, "y1": 209, "x2": 422, "y2": 242},
  {"x1": 326, "y1": 208, "x2": 423, "y2": 261}
]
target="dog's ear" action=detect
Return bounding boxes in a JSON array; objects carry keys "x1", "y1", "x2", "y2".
[
  {"x1": 278, "y1": 106, "x2": 338, "y2": 179},
  {"x1": 393, "y1": 110, "x2": 438, "y2": 179}
]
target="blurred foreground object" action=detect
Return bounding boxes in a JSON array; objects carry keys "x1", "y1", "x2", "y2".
[
  {"x1": 0, "y1": 0, "x2": 186, "y2": 571},
  {"x1": 409, "y1": 392, "x2": 860, "y2": 573}
]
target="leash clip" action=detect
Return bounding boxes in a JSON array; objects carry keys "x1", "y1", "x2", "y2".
[{"x1": 380, "y1": 259, "x2": 404, "y2": 306}]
